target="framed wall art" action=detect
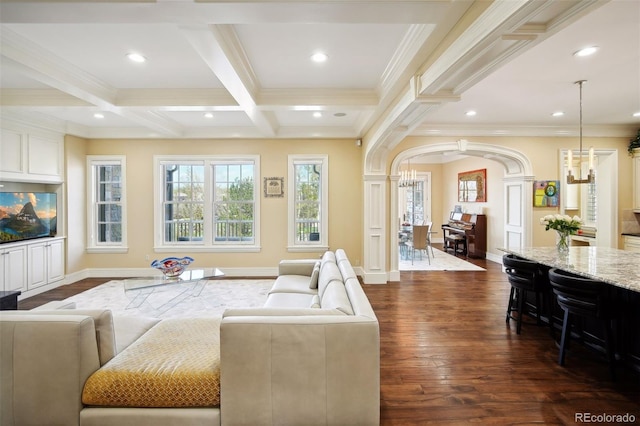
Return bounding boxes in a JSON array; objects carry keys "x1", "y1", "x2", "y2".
[
  {"x1": 458, "y1": 169, "x2": 486, "y2": 202},
  {"x1": 533, "y1": 180, "x2": 560, "y2": 207},
  {"x1": 263, "y1": 177, "x2": 284, "y2": 198}
]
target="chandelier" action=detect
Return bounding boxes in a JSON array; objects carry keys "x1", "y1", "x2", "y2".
[
  {"x1": 399, "y1": 158, "x2": 417, "y2": 188},
  {"x1": 566, "y1": 80, "x2": 595, "y2": 185}
]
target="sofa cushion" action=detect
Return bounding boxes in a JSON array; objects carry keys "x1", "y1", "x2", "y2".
[
  {"x1": 319, "y1": 281, "x2": 353, "y2": 315},
  {"x1": 82, "y1": 318, "x2": 221, "y2": 408},
  {"x1": 264, "y1": 292, "x2": 316, "y2": 309},
  {"x1": 270, "y1": 275, "x2": 317, "y2": 295},
  {"x1": 309, "y1": 261, "x2": 321, "y2": 289},
  {"x1": 310, "y1": 295, "x2": 321, "y2": 308},
  {"x1": 318, "y1": 262, "x2": 343, "y2": 299},
  {"x1": 113, "y1": 315, "x2": 160, "y2": 353},
  {"x1": 321, "y1": 250, "x2": 336, "y2": 264}
]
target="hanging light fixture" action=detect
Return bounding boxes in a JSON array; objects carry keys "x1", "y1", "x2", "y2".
[
  {"x1": 399, "y1": 158, "x2": 417, "y2": 187},
  {"x1": 566, "y1": 80, "x2": 595, "y2": 185}
]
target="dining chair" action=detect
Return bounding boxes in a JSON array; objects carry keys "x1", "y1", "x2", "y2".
[
  {"x1": 425, "y1": 221, "x2": 436, "y2": 258},
  {"x1": 409, "y1": 225, "x2": 430, "y2": 265}
]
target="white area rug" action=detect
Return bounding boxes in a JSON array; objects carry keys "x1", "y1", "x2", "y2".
[
  {"x1": 399, "y1": 247, "x2": 485, "y2": 271},
  {"x1": 62, "y1": 279, "x2": 274, "y2": 319}
]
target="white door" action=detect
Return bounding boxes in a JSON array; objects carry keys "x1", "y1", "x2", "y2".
[{"x1": 504, "y1": 180, "x2": 525, "y2": 249}]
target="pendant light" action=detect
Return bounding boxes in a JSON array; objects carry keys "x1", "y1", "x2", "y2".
[{"x1": 566, "y1": 80, "x2": 595, "y2": 185}]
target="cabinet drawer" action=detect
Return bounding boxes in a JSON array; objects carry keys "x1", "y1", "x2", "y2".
[{"x1": 623, "y1": 236, "x2": 640, "y2": 253}]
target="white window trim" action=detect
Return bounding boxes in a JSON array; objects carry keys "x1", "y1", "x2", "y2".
[
  {"x1": 86, "y1": 155, "x2": 128, "y2": 254},
  {"x1": 153, "y1": 155, "x2": 261, "y2": 253},
  {"x1": 287, "y1": 154, "x2": 329, "y2": 252}
]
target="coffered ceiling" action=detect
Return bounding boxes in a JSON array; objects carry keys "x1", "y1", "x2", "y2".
[{"x1": 1, "y1": 0, "x2": 638, "y2": 143}]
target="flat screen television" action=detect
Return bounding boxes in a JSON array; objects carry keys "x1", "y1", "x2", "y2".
[{"x1": 0, "y1": 192, "x2": 57, "y2": 244}]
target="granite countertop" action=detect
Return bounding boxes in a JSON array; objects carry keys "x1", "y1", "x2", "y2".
[{"x1": 498, "y1": 246, "x2": 640, "y2": 293}]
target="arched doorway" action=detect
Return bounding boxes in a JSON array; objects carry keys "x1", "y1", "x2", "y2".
[{"x1": 387, "y1": 141, "x2": 534, "y2": 282}]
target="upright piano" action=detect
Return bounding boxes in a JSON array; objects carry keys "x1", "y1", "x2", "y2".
[{"x1": 441, "y1": 212, "x2": 487, "y2": 258}]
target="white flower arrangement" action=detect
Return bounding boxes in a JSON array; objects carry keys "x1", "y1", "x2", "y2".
[{"x1": 540, "y1": 214, "x2": 582, "y2": 234}]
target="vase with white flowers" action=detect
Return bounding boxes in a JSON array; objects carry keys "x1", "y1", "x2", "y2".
[{"x1": 540, "y1": 214, "x2": 582, "y2": 253}]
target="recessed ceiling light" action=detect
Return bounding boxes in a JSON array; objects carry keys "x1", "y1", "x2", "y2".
[
  {"x1": 311, "y1": 52, "x2": 328, "y2": 63},
  {"x1": 465, "y1": 110, "x2": 477, "y2": 117},
  {"x1": 334, "y1": 112, "x2": 346, "y2": 117},
  {"x1": 204, "y1": 112, "x2": 214, "y2": 119},
  {"x1": 126, "y1": 52, "x2": 146, "y2": 63},
  {"x1": 552, "y1": 111, "x2": 565, "y2": 117},
  {"x1": 94, "y1": 113, "x2": 104, "y2": 119},
  {"x1": 573, "y1": 46, "x2": 598, "y2": 57},
  {"x1": 633, "y1": 112, "x2": 640, "y2": 117},
  {"x1": 313, "y1": 112, "x2": 322, "y2": 118}
]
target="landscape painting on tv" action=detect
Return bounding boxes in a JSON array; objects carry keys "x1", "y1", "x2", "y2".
[{"x1": 0, "y1": 192, "x2": 57, "y2": 244}]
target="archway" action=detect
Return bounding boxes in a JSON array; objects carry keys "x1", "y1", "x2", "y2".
[{"x1": 386, "y1": 141, "x2": 534, "y2": 282}]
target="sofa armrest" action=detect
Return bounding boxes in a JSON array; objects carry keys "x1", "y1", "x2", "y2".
[
  {"x1": 278, "y1": 259, "x2": 318, "y2": 276},
  {"x1": 220, "y1": 315, "x2": 379, "y2": 425},
  {"x1": 0, "y1": 314, "x2": 101, "y2": 426}
]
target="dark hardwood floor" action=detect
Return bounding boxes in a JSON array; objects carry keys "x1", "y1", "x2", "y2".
[{"x1": 17, "y1": 247, "x2": 640, "y2": 424}]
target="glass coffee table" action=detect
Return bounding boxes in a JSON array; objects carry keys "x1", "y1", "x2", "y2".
[{"x1": 123, "y1": 268, "x2": 224, "y2": 314}]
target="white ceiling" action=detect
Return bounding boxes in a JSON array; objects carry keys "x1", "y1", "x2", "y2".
[{"x1": 0, "y1": 0, "x2": 638, "y2": 144}]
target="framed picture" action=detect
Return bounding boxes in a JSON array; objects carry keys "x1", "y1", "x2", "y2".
[
  {"x1": 263, "y1": 177, "x2": 284, "y2": 198},
  {"x1": 458, "y1": 169, "x2": 486, "y2": 202},
  {"x1": 533, "y1": 180, "x2": 560, "y2": 207}
]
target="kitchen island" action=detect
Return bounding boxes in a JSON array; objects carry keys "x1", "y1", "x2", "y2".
[
  {"x1": 499, "y1": 246, "x2": 640, "y2": 374},
  {"x1": 498, "y1": 246, "x2": 640, "y2": 293}
]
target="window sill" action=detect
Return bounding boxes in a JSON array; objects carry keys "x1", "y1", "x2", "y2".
[
  {"x1": 86, "y1": 246, "x2": 129, "y2": 254},
  {"x1": 154, "y1": 245, "x2": 261, "y2": 253},
  {"x1": 287, "y1": 245, "x2": 329, "y2": 253}
]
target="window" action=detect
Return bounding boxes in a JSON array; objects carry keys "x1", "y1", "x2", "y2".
[
  {"x1": 162, "y1": 163, "x2": 205, "y2": 243},
  {"x1": 213, "y1": 162, "x2": 255, "y2": 244},
  {"x1": 154, "y1": 156, "x2": 260, "y2": 252},
  {"x1": 87, "y1": 156, "x2": 127, "y2": 253},
  {"x1": 288, "y1": 155, "x2": 328, "y2": 251}
]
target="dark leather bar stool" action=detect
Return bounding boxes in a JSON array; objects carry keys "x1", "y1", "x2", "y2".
[
  {"x1": 503, "y1": 254, "x2": 551, "y2": 335},
  {"x1": 548, "y1": 268, "x2": 617, "y2": 380}
]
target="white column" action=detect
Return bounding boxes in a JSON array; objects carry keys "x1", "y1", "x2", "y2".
[{"x1": 363, "y1": 174, "x2": 388, "y2": 284}]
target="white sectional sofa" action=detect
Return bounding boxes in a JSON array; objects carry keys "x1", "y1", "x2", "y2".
[{"x1": 0, "y1": 249, "x2": 380, "y2": 426}]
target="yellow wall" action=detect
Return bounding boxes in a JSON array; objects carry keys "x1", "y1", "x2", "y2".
[
  {"x1": 63, "y1": 133, "x2": 631, "y2": 276},
  {"x1": 64, "y1": 137, "x2": 363, "y2": 274}
]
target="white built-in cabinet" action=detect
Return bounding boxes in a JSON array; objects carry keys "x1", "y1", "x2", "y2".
[
  {"x1": 633, "y1": 150, "x2": 640, "y2": 213},
  {"x1": 0, "y1": 127, "x2": 64, "y2": 183},
  {"x1": 0, "y1": 238, "x2": 65, "y2": 295},
  {"x1": 0, "y1": 244, "x2": 28, "y2": 293},
  {"x1": 1, "y1": 123, "x2": 66, "y2": 297},
  {"x1": 27, "y1": 238, "x2": 65, "y2": 290}
]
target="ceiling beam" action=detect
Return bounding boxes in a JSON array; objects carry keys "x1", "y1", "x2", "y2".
[
  {"x1": 180, "y1": 24, "x2": 278, "y2": 137},
  {"x1": 0, "y1": 27, "x2": 184, "y2": 136}
]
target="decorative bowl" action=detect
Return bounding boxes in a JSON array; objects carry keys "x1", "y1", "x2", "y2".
[{"x1": 151, "y1": 256, "x2": 194, "y2": 278}]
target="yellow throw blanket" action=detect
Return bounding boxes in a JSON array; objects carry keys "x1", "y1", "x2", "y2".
[{"x1": 82, "y1": 317, "x2": 221, "y2": 408}]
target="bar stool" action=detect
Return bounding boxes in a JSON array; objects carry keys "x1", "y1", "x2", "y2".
[
  {"x1": 548, "y1": 268, "x2": 617, "y2": 380},
  {"x1": 503, "y1": 254, "x2": 550, "y2": 335}
]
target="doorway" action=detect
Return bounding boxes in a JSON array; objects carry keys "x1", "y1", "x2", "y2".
[{"x1": 388, "y1": 142, "x2": 534, "y2": 281}]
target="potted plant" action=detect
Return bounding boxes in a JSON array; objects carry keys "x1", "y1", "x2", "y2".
[{"x1": 629, "y1": 129, "x2": 640, "y2": 156}]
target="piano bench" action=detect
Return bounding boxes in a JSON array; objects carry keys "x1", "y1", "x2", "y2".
[{"x1": 445, "y1": 234, "x2": 467, "y2": 256}]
